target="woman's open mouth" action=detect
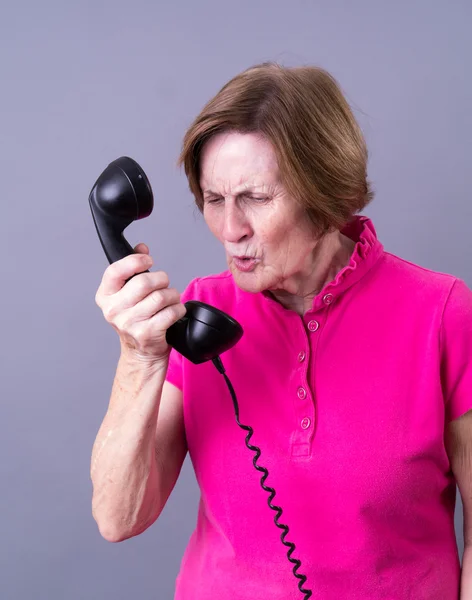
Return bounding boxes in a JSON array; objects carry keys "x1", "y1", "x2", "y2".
[{"x1": 232, "y1": 256, "x2": 258, "y2": 272}]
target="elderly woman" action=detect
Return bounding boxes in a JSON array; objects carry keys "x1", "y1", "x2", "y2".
[{"x1": 91, "y1": 63, "x2": 472, "y2": 600}]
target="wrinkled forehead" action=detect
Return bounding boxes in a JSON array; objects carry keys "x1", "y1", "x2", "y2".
[{"x1": 199, "y1": 131, "x2": 281, "y2": 194}]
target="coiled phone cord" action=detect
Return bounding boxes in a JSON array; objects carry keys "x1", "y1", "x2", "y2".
[{"x1": 212, "y1": 357, "x2": 313, "y2": 599}]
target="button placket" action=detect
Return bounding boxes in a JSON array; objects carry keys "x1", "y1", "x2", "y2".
[
  {"x1": 295, "y1": 348, "x2": 313, "y2": 443},
  {"x1": 291, "y1": 316, "x2": 321, "y2": 457}
]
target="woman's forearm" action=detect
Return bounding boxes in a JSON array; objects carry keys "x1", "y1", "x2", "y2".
[
  {"x1": 90, "y1": 353, "x2": 168, "y2": 542},
  {"x1": 461, "y1": 544, "x2": 472, "y2": 599}
]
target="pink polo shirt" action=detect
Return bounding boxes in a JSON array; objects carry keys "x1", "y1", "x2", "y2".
[{"x1": 165, "y1": 215, "x2": 472, "y2": 600}]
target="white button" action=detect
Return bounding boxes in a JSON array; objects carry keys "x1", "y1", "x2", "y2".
[
  {"x1": 298, "y1": 350, "x2": 306, "y2": 362},
  {"x1": 323, "y1": 293, "x2": 334, "y2": 305},
  {"x1": 308, "y1": 320, "x2": 319, "y2": 332},
  {"x1": 297, "y1": 387, "x2": 307, "y2": 400},
  {"x1": 301, "y1": 417, "x2": 311, "y2": 429}
]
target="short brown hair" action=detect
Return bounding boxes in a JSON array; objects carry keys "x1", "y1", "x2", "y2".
[{"x1": 178, "y1": 62, "x2": 374, "y2": 236}]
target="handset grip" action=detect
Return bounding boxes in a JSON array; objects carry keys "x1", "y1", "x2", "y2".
[{"x1": 89, "y1": 191, "x2": 135, "y2": 264}]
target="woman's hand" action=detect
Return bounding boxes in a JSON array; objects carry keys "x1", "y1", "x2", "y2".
[{"x1": 94, "y1": 242, "x2": 187, "y2": 368}]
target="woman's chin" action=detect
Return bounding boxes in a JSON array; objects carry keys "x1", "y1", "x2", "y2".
[{"x1": 229, "y1": 264, "x2": 263, "y2": 293}]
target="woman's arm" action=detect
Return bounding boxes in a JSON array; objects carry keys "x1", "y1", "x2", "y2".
[
  {"x1": 445, "y1": 409, "x2": 472, "y2": 599},
  {"x1": 90, "y1": 353, "x2": 187, "y2": 542}
]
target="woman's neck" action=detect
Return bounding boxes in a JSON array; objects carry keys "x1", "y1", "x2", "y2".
[{"x1": 267, "y1": 231, "x2": 357, "y2": 316}]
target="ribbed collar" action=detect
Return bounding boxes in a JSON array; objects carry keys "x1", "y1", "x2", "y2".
[{"x1": 260, "y1": 215, "x2": 384, "y2": 315}]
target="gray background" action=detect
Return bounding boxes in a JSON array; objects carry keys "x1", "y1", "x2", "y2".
[{"x1": 1, "y1": 1, "x2": 471, "y2": 599}]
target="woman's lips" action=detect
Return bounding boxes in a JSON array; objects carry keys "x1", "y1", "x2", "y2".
[{"x1": 232, "y1": 256, "x2": 258, "y2": 272}]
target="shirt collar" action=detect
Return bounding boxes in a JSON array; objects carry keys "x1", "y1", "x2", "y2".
[{"x1": 260, "y1": 215, "x2": 384, "y2": 314}]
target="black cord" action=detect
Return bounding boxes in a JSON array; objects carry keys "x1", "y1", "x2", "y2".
[{"x1": 212, "y1": 356, "x2": 313, "y2": 599}]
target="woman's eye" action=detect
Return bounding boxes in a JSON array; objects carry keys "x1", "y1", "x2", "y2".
[
  {"x1": 247, "y1": 195, "x2": 268, "y2": 203},
  {"x1": 204, "y1": 195, "x2": 268, "y2": 204}
]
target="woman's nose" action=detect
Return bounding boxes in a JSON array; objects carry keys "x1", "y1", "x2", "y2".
[{"x1": 222, "y1": 202, "x2": 252, "y2": 243}]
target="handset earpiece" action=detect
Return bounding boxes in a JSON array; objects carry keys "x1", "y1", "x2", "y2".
[
  {"x1": 88, "y1": 156, "x2": 153, "y2": 265},
  {"x1": 88, "y1": 156, "x2": 243, "y2": 364}
]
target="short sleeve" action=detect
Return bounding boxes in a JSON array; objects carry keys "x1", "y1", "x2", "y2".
[
  {"x1": 165, "y1": 277, "x2": 201, "y2": 391},
  {"x1": 441, "y1": 278, "x2": 472, "y2": 422}
]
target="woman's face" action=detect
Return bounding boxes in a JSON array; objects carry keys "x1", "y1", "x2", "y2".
[{"x1": 200, "y1": 131, "x2": 320, "y2": 294}]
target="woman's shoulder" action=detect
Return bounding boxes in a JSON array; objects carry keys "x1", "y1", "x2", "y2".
[
  {"x1": 180, "y1": 269, "x2": 249, "y2": 312},
  {"x1": 380, "y1": 250, "x2": 469, "y2": 303},
  {"x1": 182, "y1": 269, "x2": 235, "y2": 295}
]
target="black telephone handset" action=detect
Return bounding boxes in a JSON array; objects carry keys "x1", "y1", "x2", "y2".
[
  {"x1": 88, "y1": 157, "x2": 312, "y2": 599},
  {"x1": 88, "y1": 156, "x2": 243, "y2": 364}
]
